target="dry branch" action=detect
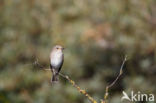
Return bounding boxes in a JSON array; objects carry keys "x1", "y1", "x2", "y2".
[
  {"x1": 101, "y1": 56, "x2": 127, "y2": 103},
  {"x1": 34, "y1": 56, "x2": 127, "y2": 103}
]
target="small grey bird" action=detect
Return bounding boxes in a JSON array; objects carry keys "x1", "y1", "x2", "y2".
[{"x1": 50, "y1": 45, "x2": 64, "y2": 83}]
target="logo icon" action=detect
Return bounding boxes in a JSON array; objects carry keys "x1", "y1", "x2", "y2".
[{"x1": 121, "y1": 91, "x2": 131, "y2": 101}]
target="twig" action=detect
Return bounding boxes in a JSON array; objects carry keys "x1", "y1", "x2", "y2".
[
  {"x1": 102, "y1": 56, "x2": 127, "y2": 103},
  {"x1": 59, "y1": 72, "x2": 97, "y2": 103},
  {"x1": 34, "y1": 56, "x2": 127, "y2": 103},
  {"x1": 33, "y1": 59, "x2": 97, "y2": 103}
]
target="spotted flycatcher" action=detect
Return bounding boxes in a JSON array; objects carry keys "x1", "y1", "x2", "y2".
[{"x1": 50, "y1": 45, "x2": 64, "y2": 83}]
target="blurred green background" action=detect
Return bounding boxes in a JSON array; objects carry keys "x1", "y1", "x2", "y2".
[{"x1": 0, "y1": 0, "x2": 156, "y2": 103}]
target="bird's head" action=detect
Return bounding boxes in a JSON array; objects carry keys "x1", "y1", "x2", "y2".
[{"x1": 53, "y1": 45, "x2": 64, "y2": 51}]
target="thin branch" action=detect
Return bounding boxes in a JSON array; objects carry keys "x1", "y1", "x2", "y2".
[
  {"x1": 33, "y1": 59, "x2": 97, "y2": 103},
  {"x1": 59, "y1": 72, "x2": 97, "y2": 103},
  {"x1": 34, "y1": 56, "x2": 127, "y2": 103},
  {"x1": 103, "y1": 55, "x2": 127, "y2": 102}
]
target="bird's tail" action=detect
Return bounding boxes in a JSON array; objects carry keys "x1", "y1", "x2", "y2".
[{"x1": 51, "y1": 69, "x2": 59, "y2": 83}]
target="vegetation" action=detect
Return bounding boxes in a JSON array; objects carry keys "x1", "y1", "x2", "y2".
[{"x1": 0, "y1": 0, "x2": 155, "y2": 103}]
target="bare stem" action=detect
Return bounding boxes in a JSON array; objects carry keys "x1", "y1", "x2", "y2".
[
  {"x1": 59, "y1": 72, "x2": 97, "y2": 103},
  {"x1": 102, "y1": 56, "x2": 127, "y2": 102},
  {"x1": 34, "y1": 56, "x2": 127, "y2": 103},
  {"x1": 33, "y1": 60, "x2": 97, "y2": 103}
]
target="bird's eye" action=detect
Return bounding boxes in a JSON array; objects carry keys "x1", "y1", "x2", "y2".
[{"x1": 56, "y1": 47, "x2": 59, "y2": 49}]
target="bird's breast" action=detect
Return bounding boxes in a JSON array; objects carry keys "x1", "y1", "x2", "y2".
[{"x1": 50, "y1": 52, "x2": 63, "y2": 67}]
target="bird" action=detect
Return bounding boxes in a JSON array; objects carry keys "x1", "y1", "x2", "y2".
[{"x1": 50, "y1": 45, "x2": 64, "y2": 83}]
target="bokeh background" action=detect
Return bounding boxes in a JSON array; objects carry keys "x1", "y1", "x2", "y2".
[{"x1": 0, "y1": 0, "x2": 156, "y2": 103}]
